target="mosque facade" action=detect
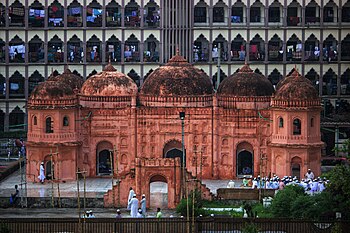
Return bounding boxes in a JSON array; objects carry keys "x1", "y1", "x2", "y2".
[{"x1": 26, "y1": 54, "x2": 323, "y2": 208}]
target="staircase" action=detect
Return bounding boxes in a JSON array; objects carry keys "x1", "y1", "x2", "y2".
[{"x1": 185, "y1": 170, "x2": 215, "y2": 201}]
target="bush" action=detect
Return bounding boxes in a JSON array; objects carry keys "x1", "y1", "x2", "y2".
[
  {"x1": 176, "y1": 189, "x2": 206, "y2": 217},
  {"x1": 269, "y1": 185, "x2": 306, "y2": 218}
]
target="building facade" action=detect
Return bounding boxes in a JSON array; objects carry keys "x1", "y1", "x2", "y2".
[
  {"x1": 0, "y1": 0, "x2": 349, "y2": 159},
  {"x1": 26, "y1": 55, "x2": 322, "y2": 208}
]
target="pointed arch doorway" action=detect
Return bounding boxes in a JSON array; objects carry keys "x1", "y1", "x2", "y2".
[
  {"x1": 149, "y1": 175, "x2": 168, "y2": 209},
  {"x1": 96, "y1": 141, "x2": 113, "y2": 176},
  {"x1": 236, "y1": 142, "x2": 254, "y2": 177},
  {"x1": 163, "y1": 140, "x2": 184, "y2": 164}
]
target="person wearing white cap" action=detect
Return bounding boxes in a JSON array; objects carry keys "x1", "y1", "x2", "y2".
[
  {"x1": 129, "y1": 194, "x2": 139, "y2": 217},
  {"x1": 136, "y1": 208, "x2": 143, "y2": 218},
  {"x1": 116, "y1": 209, "x2": 122, "y2": 219},
  {"x1": 127, "y1": 187, "x2": 135, "y2": 210},
  {"x1": 305, "y1": 169, "x2": 314, "y2": 181},
  {"x1": 87, "y1": 210, "x2": 95, "y2": 218},
  {"x1": 140, "y1": 194, "x2": 146, "y2": 216},
  {"x1": 38, "y1": 162, "x2": 45, "y2": 184},
  {"x1": 227, "y1": 180, "x2": 235, "y2": 188}
]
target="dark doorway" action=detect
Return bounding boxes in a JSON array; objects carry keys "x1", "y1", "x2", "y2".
[
  {"x1": 237, "y1": 150, "x2": 253, "y2": 176},
  {"x1": 98, "y1": 149, "x2": 112, "y2": 175},
  {"x1": 45, "y1": 161, "x2": 54, "y2": 180},
  {"x1": 165, "y1": 148, "x2": 183, "y2": 164},
  {"x1": 291, "y1": 163, "x2": 301, "y2": 179}
]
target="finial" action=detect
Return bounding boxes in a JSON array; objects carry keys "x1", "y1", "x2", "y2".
[
  {"x1": 176, "y1": 46, "x2": 180, "y2": 56},
  {"x1": 108, "y1": 55, "x2": 111, "y2": 64}
]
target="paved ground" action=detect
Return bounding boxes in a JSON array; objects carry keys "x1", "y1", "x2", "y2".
[{"x1": 0, "y1": 169, "x2": 244, "y2": 198}]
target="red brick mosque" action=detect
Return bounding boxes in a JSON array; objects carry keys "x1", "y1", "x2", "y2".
[{"x1": 26, "y1": 53, "x2": 323, "y2": 208}]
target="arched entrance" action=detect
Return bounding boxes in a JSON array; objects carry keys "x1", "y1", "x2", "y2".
[
  {"x1": 236, "y1": 142, "x2": 254, "y2": 177},
  {"x1": 163, "y1": 140, "x2": 184, "y2": 164},
  {"x1": 96, "y1": 141, "x2": 113, "y2": 176},
  {"x1": 291, "y1": 156, "x2": 302, "y2": 179},
  {"x1": 149, "y1": 175, "x2": 168, "y2": 209},
  {"x1": 45, "y1": 161, "x2": 54, "y2": 180}
]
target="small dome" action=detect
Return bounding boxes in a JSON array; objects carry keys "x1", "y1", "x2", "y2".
[
  {"x1": 275, "y1": 70, "x2": 318, "y2": 100},
  {"x1": 30, "y1": 80, "x2": 75, "y2": 100},
  {"x1": 140, "y1": 53, "x2": 214, "y2": 96},
  {"x1": 218, "y1": 64, "x2": 274, "y2": 96},
  {"x1": 80, "y1": 64, "x2": 137, "y2": 96},
  {"x1": 275, "y1": 69, "x2": 313, "y2": 91},
  {"x1": 29, "y1": 68, "x2": 82, "y2": 100}
]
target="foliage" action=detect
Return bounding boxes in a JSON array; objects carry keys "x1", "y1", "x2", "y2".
[
  {"x1": 269, "y1": 185, "x2": 305, "y2": 218},
  {"x1": 333, "y1": 138, "x2": 350, "y2": 159},
  {"x1": 252, "y1": 203, "x2": 273, "y2": 218},
  {"x1": 268, "y1": 165, "x2": 350, "y2": 220},
  {"x1": 202, "y1": 200, "x2": 240, "y2": 208},
  {"x1": 241, "y1": 222, "x2": 260, "y2": 233},
  {"x1": 176, "y1": 189, "x2": 206, "y2": 217}
]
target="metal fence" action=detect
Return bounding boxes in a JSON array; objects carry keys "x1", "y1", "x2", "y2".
[{"x1": 1, "y1": 217, "x2": 349, "y2": 233}]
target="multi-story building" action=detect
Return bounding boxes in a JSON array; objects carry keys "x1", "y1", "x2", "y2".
[{"x1": 0, "y1": 0, "x2": 349, "y2": 154}]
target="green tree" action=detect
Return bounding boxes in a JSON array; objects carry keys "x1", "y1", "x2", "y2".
[{"x1": 269, "y1": 185, "x2": 305, "y2": 218}]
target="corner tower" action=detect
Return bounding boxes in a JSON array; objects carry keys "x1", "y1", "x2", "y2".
[{"x1": 270, "y1": 70, "x2": 323, "y2": 178}]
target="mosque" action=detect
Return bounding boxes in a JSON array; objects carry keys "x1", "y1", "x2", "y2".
[{"x1": 25, "y1": 53, "x2": 323, "y2": 208}]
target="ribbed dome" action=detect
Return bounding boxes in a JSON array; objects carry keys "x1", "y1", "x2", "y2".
[
  {"x1": 275, "y1": 69, "x2": 313, "y2": 91},
  {"x1": 140, "y1": 53, "x2": 214, "y2": 96},
  {"x1": 218, "y1": 64, "x2": 274, "y2": 96},
  {"x1": 275, "y1": 70, "x2": 318, "y2": 100},
  {"x1": 80, "y1": 64, "x2": 138, "y2": 96},
  {"x1": 30, "y1": 68, "x2": 82, "y2": 100}
]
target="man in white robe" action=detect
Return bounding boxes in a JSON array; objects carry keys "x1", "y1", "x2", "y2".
[
  {"x1": 38, "y1": 162, "x2": 45, "y2": 184},
  {"x1": 127, "y1": 187, "x2": 135, "y2": 210},
  {"x1": 129, "y1": 194, "x2": 139, "y2": 217}
]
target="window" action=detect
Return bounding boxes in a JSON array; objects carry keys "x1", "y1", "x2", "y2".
[
  {"x1": 144, "y1": 35, "x2": 159, "y2": 62},
  {"x1": 194, "y1": 7, "x2": 207, "y2": 23},
  {"x1": 279, "y1": 117, "x2": 284, "y2": 128},
  {"x1": 144, "y1": 0, "x2": 160, "y2": 27},
  {"x1": 33, "y1": 116, "x2": 37, "y2": 125},
  {"x1": 86, "y1": 35, "x2": 101, "y2": 62},
  {"x1": 124, "y1": 0, "x2": 140, "y2": 27},
  {"x1": 9, "y1": 71, "x2": 25, "y2": 98},
  {"x1": 106, "y1": 0, "x2": 121, "y2": 27},
  {"x1": 29, "y1": 0, "x2": 45, "y2": 27},
  {"x1": 0, "y1": 39, "x2": 5, "y2": 62},
  {"x1": 342, "y1": 2, "x2": 350, "y2": 22},
  {"x1": 305, "y1": 1, "x2": 320, "y2": 24},
  {"x1": 28, "y1": 71, "x2": 44, "y2": 95},
  {"x1": 86, "y1": 0, "x2": 103, "y2": 27},
  {"x1": 9, "y1": 35, "x2": 25, "y2": 63},
  {"x1": 67, "y1": 35, "x2": 83, "y2": 63},
  {"x1": 269, "y1": 7, "x2": 280, "y2": 22},
  {"x1": 213, "y1": 6, "x2": 225, "y2": 23},
  {"x1": 9, "y1": 106, "x2": 24, "y2": 131},
  {"x1": 250, "y1": 7, "x2": 261, "y2": 22},
  {"x1": 48, "y1": 0, "x2": 64, "y2": 27},
  {"x1": 0, "y1": 3, "x2": 6, "y2": 27},
  {"x1": 48, "y1": 35, "x2": 64, "y2": 63},
  {"x1": 63, "y1": 116, "x2": 69, "y2": 126},
  {"x1": 28, "y1": 35, "x2": 45, "y2": 63},
  {"x1": 231, "y1": 6, "x2": 243, "y2": 23},
  {"x1": 67, "y1": 0, "x2": 82, "y2": 27},
  {"x1": 124, "y1": 34, "x2": 140, "y2": 62},
  {"x1": 230, "y1": 34, "x2": 246, "y2": 61},
  {"x1": 194, "y1": 34, "x2": 209, "y2": 62},
  {"x1": 311, "y1": 118, "x2": 314, "y2": 127},
  {"x1": 106, "y1": 35, "x2": 121, "y2": 62},
  {"x1": 293, "y1": 119, "x2": 301, "y2": 135},
  {"x1": 287, "y1": 0, "x2": 301, "y2": 26},
  {"x1": 9, "y1": 0, "x2": 25, "y2": 27},
  {"x1": 341, "y1": 34, "x2": 350, "y2": 61},
  {"x1": 46, "y1": 117, "x2": 53, "y2": 133}
]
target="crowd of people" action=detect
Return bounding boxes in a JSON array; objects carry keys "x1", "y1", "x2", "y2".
[
  {"x1": 127, "y1": 187, "x2": 162, "y2": 218},
  {"x1": 235, "y1": 169, "x2": 329, "y2": 195}
]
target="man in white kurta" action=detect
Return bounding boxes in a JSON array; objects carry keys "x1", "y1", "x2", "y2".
[
  {"x1": 38, "y1": 162, "x2": 45, "y2": 184},
  {"x1": 127, "y1": 187, "x2": 135, "y2": 210},
  {"x1": 129, "y1": 194, "x2": 139, "y2": 217},
  {"x1": 140, "y1": 194, "x2": 146, "y2": 216}
]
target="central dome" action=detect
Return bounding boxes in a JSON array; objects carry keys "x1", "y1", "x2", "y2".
[
  {"x1": 140, "y1": 53, "x2": 214, "y2": 96},
  {"x1": 217, "y1": 64, "x2": 274, "y2": 96},
  {"x1": 81, "y1": 64, "x2": 138, "y2": 96}
]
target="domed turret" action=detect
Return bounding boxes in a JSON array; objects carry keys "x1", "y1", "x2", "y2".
[
  {"x1": 275, "y1": 70, "x2": 318, "y2": 100},
  {"x1": 275, "y1": 69, "x2": 313, "y2": 91},
  {"x1": 80, "y1": 63, "x2": 138, "y2": 96},
  {"x1": 140, "y1": 52, "x2": 214, "y2": 96},
  {"x1": 217, "y1": 64, "x2": 274, "y2": 96},
  {"x1": 29, "y1": 68, "x2": 82, "y2": 101}
]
